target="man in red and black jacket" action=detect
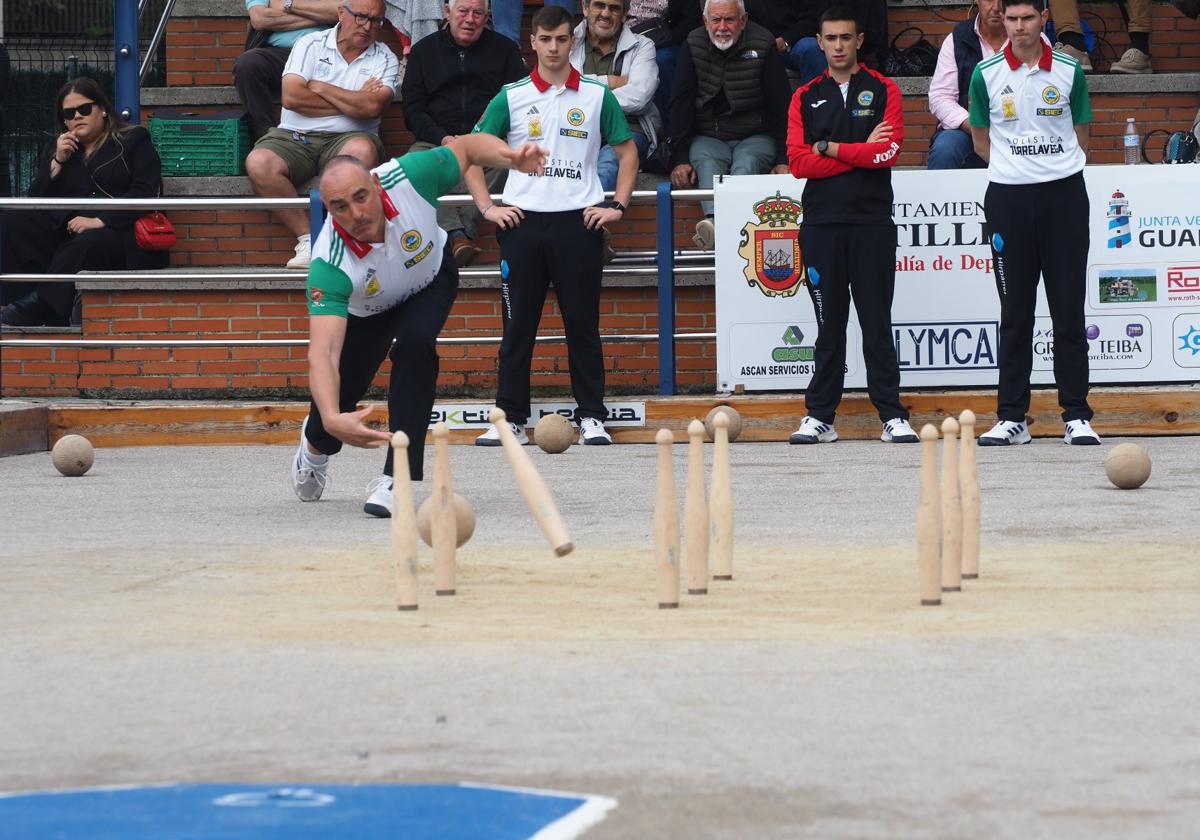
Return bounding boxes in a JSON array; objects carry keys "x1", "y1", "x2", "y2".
[{"x1": 784, "y1": 5, "x2": 918, "y2": 446}]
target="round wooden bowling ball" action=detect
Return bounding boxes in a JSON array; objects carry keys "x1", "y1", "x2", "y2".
[
  {"x1": 704, "y1": 406, "x2": 742, "y2": 442},
  {"x1": 52, "y1": 434, "x2": 94, "y2": 476},
  {"x1": 534, "y1": 413, "x2": 574, "y2": 453},
  {"x1": 1104, "y1": 443, "x2": 1151, "y2": 490},
  {"x1": 416, "y1": 492, "x2": 476, "y2": 547}
]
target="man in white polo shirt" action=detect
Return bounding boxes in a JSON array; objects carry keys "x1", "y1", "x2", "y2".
[
  {"x1": 290, "y1": 136, "x2": 548, "y2": 517},
  {"x1": 968, "y1": 0, "x2": 1100, "y2": 446},
  {"x1": 466, "y1": 4, "x2": 638, "y2": 446},
  {"x1": 245, "y1": 0, "x2": 399, "y2": 270}
]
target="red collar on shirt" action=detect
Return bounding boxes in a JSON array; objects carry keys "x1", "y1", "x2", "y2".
[
  {"x1": 1004, "y1": 39, "x2": 1053, "y2": 70},
  {"x1": 331, "y1": 186, "x2": 400, "y2": 259},
  {"x1": 531, "y1": 65, "x2": 581, "y2": 92}
]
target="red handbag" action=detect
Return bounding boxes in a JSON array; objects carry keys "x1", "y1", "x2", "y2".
[{"x1": 134, "y1": 211, "x2": 176, "y2": 251}]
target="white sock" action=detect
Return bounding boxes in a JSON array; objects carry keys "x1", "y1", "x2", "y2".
[
  {"x1": 298, "y1": 233, "x2": 310, "y2": 244},
  {"x1": 301, "y1": 444, "x2": 327, "y2": 466}
]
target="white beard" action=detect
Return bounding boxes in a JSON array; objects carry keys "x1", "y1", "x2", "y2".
[{"x1": 710, "y1": 34, "x2": 736, "y2": 50}]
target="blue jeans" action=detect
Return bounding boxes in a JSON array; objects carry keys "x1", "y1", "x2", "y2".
[
  {"x1": 597, "y1": 130, "x2": 650, "y2": 192},
  {"x1": 654, "y1": 45, "x2": 679, "y2": 126},
  {"x1": 689, "y1": 134, "x2": 777, "y2": 215},
  {"x1": 787, "y1": 37, "x2": 827, "y2": 85},
  {"x1": 492, "y1": 0, "x2": 579, "y2": 43},
  {"x1": 927, "y1": 127, "x2": 986, "y2": 170}
]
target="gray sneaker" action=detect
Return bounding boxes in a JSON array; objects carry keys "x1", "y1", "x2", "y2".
[
  {"x1": 1110, "y1": 47, "x2": 1152, "y2": 74},
  {"x1": 693, "y1": 218, "x2": 715, "y2": 250},
  {"x1": 1053, "y1": 42, "x2": 1093, "y2": 72},
  {"x1": 291, "y1": 418, "x2": 329, "y2": 501}
]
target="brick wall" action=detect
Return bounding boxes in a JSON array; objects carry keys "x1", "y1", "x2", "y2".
[{"x1": 0, "y1": 287, "x2": 716, "y2": 398}]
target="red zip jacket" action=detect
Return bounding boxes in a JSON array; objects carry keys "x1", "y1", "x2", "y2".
[{"x1": 786, "y1": 65, "x2": 903, "y2": 225}]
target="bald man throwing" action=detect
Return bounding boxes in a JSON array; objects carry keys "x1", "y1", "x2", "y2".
[{"x1": 291, "y1": 137, "x2": 547, "y2": 517}]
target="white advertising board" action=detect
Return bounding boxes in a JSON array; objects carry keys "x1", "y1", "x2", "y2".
[{"x1": 714, "y1": 165, "x2": 1200, "y2": 391}]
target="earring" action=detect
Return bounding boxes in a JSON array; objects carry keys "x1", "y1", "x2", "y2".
[{"x1": 102, "y1": 112, "x2": 108, "y2": 117}]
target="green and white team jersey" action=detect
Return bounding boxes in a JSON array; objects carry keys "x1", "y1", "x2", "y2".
[
  {"x1": 968, "y1": 41, "x2": 1092, "y2": 185},
  {"x1": 306, "y1": 146, "x2": 461, "y2": 319},
  {"x1": 473, "y1": 66, "x2": 632, "y2": 211}
]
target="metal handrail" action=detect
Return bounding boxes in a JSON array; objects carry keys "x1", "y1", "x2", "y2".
[
  {"x1": 138, "y1": 0, "x2": 179, "y2": 84},
  {"x1": 0, "y1": 332, "x2": 718, "y2": 349}
]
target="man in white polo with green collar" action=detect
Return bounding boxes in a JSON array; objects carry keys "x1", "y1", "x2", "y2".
[
  {"x1": 968, "y1": 0, "x2": 1100, "y2": 447},
  {"x1": 465, "y1": 4, "x2": 638, "y2": 447},
  {"x1": 290, "y1": 136, "x2": 548, "y2": 517}
]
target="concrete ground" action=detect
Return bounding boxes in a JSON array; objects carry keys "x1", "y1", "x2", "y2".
[{"x1": 2, "y1": 434, "x2": 1199, "y2": 837}]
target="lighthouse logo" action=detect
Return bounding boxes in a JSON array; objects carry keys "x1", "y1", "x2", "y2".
[{"x1": 1107, "y1": 189, "x2": 1132, "y2": 248}]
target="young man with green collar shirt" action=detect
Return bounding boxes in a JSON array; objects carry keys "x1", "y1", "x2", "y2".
[
  {"x1": 968, "y1": 0, "x2": 1100, "y2": 447},
  {"x1": 291, "y1": 136, "x2": 548, "y2": 517},
  {"x1": 466, "y1": 4, "x2": 638, "y2": 447}
]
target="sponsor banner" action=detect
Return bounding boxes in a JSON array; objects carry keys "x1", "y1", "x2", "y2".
[
  {"x1": 1032, "y1": 314, "x2": 1152, "y2": 371},
  {"x1": 714, "y1": 166, "x2": 1200, "y2": 390},
  {"x1": 431, "y1": 402, "x2": 646, "y2": 429},
  {"x1": 1172, "y1": 313, "x2": 1200, "y2": 368}
]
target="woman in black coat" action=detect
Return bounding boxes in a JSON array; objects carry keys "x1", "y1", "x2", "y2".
[{"x1": 1, "y1": 77, "x2": 169, "y2": 326}]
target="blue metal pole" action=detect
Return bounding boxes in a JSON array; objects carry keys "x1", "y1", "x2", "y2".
[
  {"x1": 114, "y1": 0, "x2": 140, "y2": 123},
  {"x1": 309, "y1": 189, "x2": 325, "y2": 242},
  {"x1": 655, "y1": 181, "x2": 676, "y2": 396}
]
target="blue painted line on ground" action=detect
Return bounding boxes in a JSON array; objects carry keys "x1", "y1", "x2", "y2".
[{"x1": 0, "y1": 783, "x2": 617, "y2": 840}]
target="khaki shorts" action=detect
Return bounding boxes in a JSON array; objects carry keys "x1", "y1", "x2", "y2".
[{"x1": 253, "y1": 128, "x2": 388, "y2": 186}]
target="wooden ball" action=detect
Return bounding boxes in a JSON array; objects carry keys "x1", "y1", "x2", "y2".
[
  {"x1": 704, "y1": 406, "x2": 742, "y2": 442},
  {"x1": 416, "y1": 492, "x2": 476, "y2": 547},
  {"x1": 1104, "y1": 443, "x2": 1151, "y2": 490},
  {"x1": 52, "y1": 434, "x2": 94, "y2": 476},
  {"x1": 534, "y1": 413, "x2": 574, "y2": 453}
]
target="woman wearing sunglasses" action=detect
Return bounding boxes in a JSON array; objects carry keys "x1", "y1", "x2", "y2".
[{"x1": 0, "y1": 77, "x2": 169, "y2": 327}]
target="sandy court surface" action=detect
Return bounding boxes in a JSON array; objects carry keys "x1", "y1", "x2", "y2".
[{"x1": 2, "y1": 437, "x2": 1200, "y2": 837}]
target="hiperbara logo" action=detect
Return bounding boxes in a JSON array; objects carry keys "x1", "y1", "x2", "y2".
[
  {"x1": 772, "y1": 326, "x2": 815, "y2": 363},
  {"x1": 738, "y1": 191, "x2": 805, "y2": 298},
  {"x1": 893, "y1": 321, "x2": 998, "y2": 371},
  {"x1": 401, "y1": 229, "x2": 422, "y2": 252},
  {"x1": 567, "y1": 108, "x2": 585, "y2": 126},
  {"x1": 1042, "y1": 85, "x2": 1061, "y2": 105},
  {"x1": 1106, "y1": 189, "x2": 1131, "y2": 248},
  {"x1": 857, "y1": 90, "x2": 874, "y2": 106},
  {"x1": 1171, "y1": 314, "x2": 1200, "y2": 368}
]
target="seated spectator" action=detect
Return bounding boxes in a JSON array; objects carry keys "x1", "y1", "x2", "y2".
[
  {"x1": 245, "y1": 0, "x2": 399, "y2": 270},
  {"x1": 1048, "y1": 0, "x2": 1152, "y2": 73},
  {"x1": 746, "y1": 0, "x2": 827, "y2": 84},
  {"x1": 625, "y1": 0, "x2": 702, "y2": 136},
  {"x1": 668, "y1": 0, "x2": 790, "y2": 250},
  {"x1": 926, "y1": 0, "x2": 1006, "y2": 170},
  {"x1": 570, "y1": 0, "x2": 661, "y2": 189},
  {"x1": 235, "y1": 0, "x2": 340, "y2": 141},
  {"x1": 0, "y1": 78, "x2": 168, "y2": 327},
  {"x1": 492, "y1": 0, "x2": 581, "y2": 44},
  {"x1": 401, "y1": 0, "x2": 527, "y2": 266},
  {"x1": 388, "y1": 0, "x2": 445, "y2": 47}
]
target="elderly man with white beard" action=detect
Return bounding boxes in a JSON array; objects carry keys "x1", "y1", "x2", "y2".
[{"x1": 667, "y1": 0, "x2": 791, "y2": 250}]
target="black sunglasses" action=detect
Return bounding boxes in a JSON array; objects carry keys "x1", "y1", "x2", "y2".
[
  {"x1": 342, "y1": 4, "x2": 386, "y2": 27},
  {"x1": 60, "y1": 102, "x2": 97, "y2": 121}
]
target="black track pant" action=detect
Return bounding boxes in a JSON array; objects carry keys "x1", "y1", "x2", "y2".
[
  {"x1": 303, "y1": 245, "x2": 458, "y2": 481},
  {"x1": 494, "y1": 209, "x2": 606, "y2": 425},
  {"x1": 800, "y1": 223, "x2": 907, "y2": 424},
  {"x1": 233, "y1": 46, "x2": 290, "y2": 141},
  {"x1": 985, "y1": 172, "x2": 1092, "y2": 423}
]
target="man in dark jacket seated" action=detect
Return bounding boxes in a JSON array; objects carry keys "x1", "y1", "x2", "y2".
[{"x1": 401, "y1": 0, "x2": 527, "y2": 266}]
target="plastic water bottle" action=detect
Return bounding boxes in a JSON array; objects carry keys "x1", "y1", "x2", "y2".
[{"x1": 1124, "y1": 118, "x2": 1142, "y2": 165}]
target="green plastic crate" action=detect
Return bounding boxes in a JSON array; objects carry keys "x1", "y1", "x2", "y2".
[{"x1": 150, "y1": 113, "x2": 250, "y2": 177}]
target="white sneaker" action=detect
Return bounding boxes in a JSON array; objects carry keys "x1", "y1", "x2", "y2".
[
  {"x1": 789, "y1": 416, "x2": 837, "y2": 444},
  {"x1": 475, "y1": 421, "x2": 528, "y2": 447},
  {"x1": 363, "y1": 475, "x2": 393, "y2": 518},
  {"x1": 881, "y1": 417, "x2": 919, "y2": 443},
  {"x1": 978, "y1": 419, "x2": 1031, "y2": 446},
  {"x1": 1064, "y1": 419, "x2": 1101, "y2": 445},
  {"x1": 290, "y1": 417, "x2": 329, "y2": 501},
  {"x1": 286, "y1": 234, "x2": 311, "y2": 269},
  {"x1": 579, "y1": 417, "x2": 612, "y2": 445},
  {"x1": 692, "y1": 218, "x2": 715, "y2": 250}
]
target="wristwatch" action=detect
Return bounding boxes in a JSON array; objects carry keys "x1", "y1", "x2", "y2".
[
  {"x1": 597, "y1": 199, "x2": 625, "y2": 213},
  {"x1": 815, "y1": 140, "x2": 829, "y2": 156},
  {"x1": 282, "y1": 0, "x2": 293, "y2": 12}
]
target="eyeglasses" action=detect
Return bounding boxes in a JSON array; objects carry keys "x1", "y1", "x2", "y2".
[
  {"x1": 342, "y1": 4, "x2": 386, "y2": 27},
  {"x1": 590, "y1": 1, "x2": 625, "y2": 14},
  {"x1": 60, "y1": 102, "x2": 97, "y2": 121}
]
